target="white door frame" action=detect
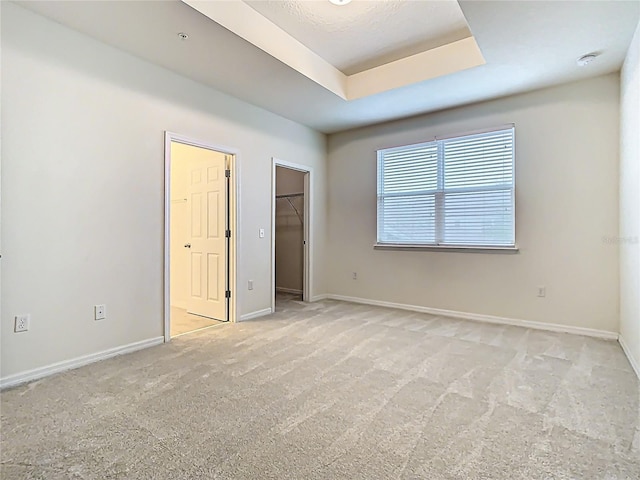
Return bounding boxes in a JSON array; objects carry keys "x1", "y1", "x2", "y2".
[
  {"x1": 164, "y1": 132, "x2": 241, "y2": 342},
  {"x1": 271, "y1": 158, "x2": 312, "y2": 312}
]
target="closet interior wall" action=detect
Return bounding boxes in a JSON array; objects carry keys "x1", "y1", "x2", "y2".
[{"x1": 275, "y1": 167, "x2": 305, "y2": 295}]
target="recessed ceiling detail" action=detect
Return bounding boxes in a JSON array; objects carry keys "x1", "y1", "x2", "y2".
[
  {"x1": 244, "y1": 0, "x2": 472, "y2": 75},
  {"x1": 182, "y1": 0, "x2": 485, "y2": 101},
  {"x1": 17, "y1": 0, "x2": 640, "y2": 133}
]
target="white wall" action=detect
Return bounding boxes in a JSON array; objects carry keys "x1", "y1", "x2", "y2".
[
  {"x1": 620, "y1": 20, "x2": 640, "y2": 375},
  {"x1": 327, "y1": 74, "x2": 621, "y2": 333},
  {"x1": 0, "y1": 3, "x2": 327, "y2": 379},
  {"x1": 275, "y1": 167, "x2": 305, "y2": 292}
]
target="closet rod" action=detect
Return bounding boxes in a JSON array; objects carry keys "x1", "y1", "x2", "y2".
[{"x1": 275, "y1": 193, "x2": 303, "y2": 199}]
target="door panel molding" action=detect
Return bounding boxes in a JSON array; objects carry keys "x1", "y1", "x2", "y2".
[{"x1": 186, "y1": 155, "x2": 226, "y2": 320}]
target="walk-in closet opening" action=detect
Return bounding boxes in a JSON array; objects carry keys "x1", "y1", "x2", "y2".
[{"x1": 274, "y1": 165, "x2": 307, "y2": 308}]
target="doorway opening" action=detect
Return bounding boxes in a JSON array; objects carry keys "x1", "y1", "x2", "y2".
[
  {"x1": 164, "y1": 133, "x2": 238, "y2": 341},
  {"x1": 271, "y1": 159, "x2": 311, "y2": 312}
]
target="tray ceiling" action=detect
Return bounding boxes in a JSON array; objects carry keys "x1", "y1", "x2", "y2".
[
  {"x1": 13, "y1": 0, "x2": 640, "y2": 133},
  {"x1": 244, "y1": 0, "x2": 471, "y2": 75}
]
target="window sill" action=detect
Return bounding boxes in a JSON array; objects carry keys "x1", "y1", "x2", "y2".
[{"x1": 373, "y1": 243, "x2": 519, "y2": 254}]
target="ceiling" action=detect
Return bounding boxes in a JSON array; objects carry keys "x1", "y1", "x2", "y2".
[
  {"x1": 244, "y1": 0, "x2": 471, "y2": 75},
  {"x1": 183, "y1": 0, "x2": 484, "y2": 100},
  {"x1": 15, "y1": 0, "x2": 640, "y2": 134}
]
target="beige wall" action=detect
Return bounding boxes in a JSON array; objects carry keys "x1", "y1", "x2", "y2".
[
  {"x1": 327, "y1": 74, "x2": 621, "y2": 333},
  {"x1": 1, "y1": 3, "x2": 327, "y2": 379},
  {"x1": 620, "y1": 20, "x2": 640, "y2": 374},
  {"x1": 275, "y1": 167, "x2": 305, "y2": 292}
]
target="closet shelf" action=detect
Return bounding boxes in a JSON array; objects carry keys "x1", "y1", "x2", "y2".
[{"x1": 276, "y1": 193, "x2": 303, "y2": 223}]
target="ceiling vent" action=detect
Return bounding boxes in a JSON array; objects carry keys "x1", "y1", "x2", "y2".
[{"x1": 577, "y1": 53, "x2": 598, "y2": 66}]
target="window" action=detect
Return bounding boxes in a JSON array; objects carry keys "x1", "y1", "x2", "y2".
[{"x1": 376, "y1": 126, "x2": 515, "y2": 249}]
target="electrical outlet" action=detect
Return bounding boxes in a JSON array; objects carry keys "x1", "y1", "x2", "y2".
[
  {"x1": 352, "y1": 272, "x2": 358, "y2": 280},
  {"x1": 537, "y1": 286, "x2": 546, "y2": 298},
  {"x1": 248, "y1": 280, "x2": 254, "y2": 290},
  {"x1": 94, "y1": 304, "x2": 106, "y2": 320},
  {"x1": 14, "y1": 314, "x2": 30, "y2": 333}
]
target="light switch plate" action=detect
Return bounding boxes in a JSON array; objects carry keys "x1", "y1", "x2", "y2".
[{"x1": 259, "y1": 228, "x2": 265, "y2": 238}]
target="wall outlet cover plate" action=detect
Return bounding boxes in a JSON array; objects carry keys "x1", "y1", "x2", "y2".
[{"x1": 14, "y1": 314, "x2": 30, "y2": 333}]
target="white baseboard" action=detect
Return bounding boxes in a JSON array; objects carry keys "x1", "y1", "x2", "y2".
[
  {"x1": 276, "y1": 287, "x2": 303, "y2": 295},
  {"x1": 310, "y1": 294, "x2": 329, "y2": 302},
  {"x1": 326, "y1": 294, "x2": 619, "y2": 340},
  {"x1": 618, "y1": 335, "x2": 640, "y2": 379},
  {"x1": 239, "y1": 308, "x2": 273, "y2": 322},
  {"x1": 0, "y1": 336, "x2": 164, "y2": 390}
]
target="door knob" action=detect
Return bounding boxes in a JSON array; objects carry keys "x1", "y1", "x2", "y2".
[{"x1": 184, "y1": 243, "x2": 191, "y2": 248}]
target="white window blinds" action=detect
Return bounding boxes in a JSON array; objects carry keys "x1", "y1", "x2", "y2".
[{"x1": 377, "y1": 127, "x2": 515, "y2": 248}]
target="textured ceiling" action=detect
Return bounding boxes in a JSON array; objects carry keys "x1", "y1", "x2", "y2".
[{"x1": 244, "y1": 0, "x2": 470, "y2": 75}]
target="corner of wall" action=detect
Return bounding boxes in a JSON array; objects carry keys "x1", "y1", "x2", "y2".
[{"x1": 619, "y1": 18, "x2": 640, "y2": 379}]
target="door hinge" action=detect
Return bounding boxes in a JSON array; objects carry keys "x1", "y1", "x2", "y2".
[
  {"x1": 225, "y1": 229, "x2": 231, "y2": 238},
  {"x1": 225, "y1": 290, "x2": 231, "y2": 299},
  {"x1": 225, "y1": 169, "x2": 231, "y2": 178}
]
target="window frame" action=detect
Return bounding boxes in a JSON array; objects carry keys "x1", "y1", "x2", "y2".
[{"x1": 375, "y1": 125, "x2": 517, "y2": 252}]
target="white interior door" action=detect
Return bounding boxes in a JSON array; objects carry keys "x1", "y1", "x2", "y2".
[{"x1": 186, "y1": 152, "x2": 227, "y2": 321}]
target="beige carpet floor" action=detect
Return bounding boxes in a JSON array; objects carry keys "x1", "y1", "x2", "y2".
[{"x1": 1, "y1": 294, "x2": 639, "y2": 479}]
